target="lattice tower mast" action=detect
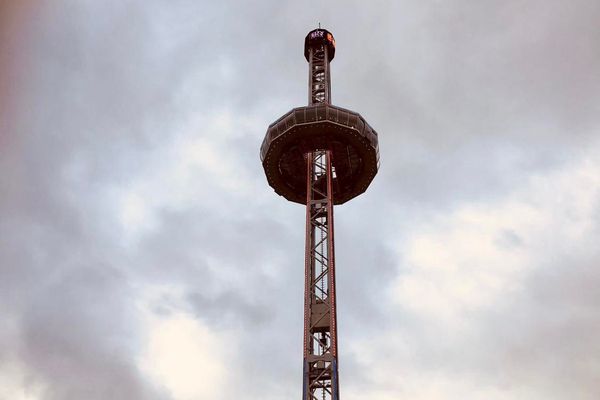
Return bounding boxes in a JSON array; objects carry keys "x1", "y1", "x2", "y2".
[{"x1": 260, "y1": 28, "x2": 380, "y2": 400}]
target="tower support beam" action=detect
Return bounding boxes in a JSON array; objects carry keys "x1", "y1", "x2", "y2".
[{"x1": 303, "y1": 150, "x2": 340, "y2": 400}]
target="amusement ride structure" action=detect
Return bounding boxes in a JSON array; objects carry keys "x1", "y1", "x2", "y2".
[{"x1": 260, "y1": 28, "x2": 380, "y2": 400}]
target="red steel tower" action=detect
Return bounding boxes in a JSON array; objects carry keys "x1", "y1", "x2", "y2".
[{"x1": 260, "y1": 28, "x2": 379, "y2": 400}]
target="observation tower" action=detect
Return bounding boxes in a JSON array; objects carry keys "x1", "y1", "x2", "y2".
[{"x1": 260, "y1": 28, "x2": 379, "y2": 400}]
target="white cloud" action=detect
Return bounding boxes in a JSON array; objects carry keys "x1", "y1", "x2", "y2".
[
  {"x1": 137, "y1": 287, "x2": 232, "y2": 400},
  {"x1": 340, "y1": 141, "x2": 600, "y2": 399},
  {"x1": 118, "y1": 191, "x2": 157, "y2": 238},
  {"x1": 0, "y1": 362, "x2": 44, "y2": 400},
  {"x1": 113, "y1": 109, "x2": 261, "y2": 243},
  {"x1": 392, "y1": 146, "x2": 600, "y2": 325}
]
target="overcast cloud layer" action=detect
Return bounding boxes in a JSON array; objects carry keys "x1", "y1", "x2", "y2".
[{"x1": 1, "y1": 1, "x2": 600, "y2": 399}]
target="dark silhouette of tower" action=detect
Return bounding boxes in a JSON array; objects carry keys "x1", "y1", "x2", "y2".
[{"x1": 260, "y1": 28, "x2": 379, "y2": 400}]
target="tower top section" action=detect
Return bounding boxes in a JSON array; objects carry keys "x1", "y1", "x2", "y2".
[
  {"x1": 261, "y1": 27, "x2": 379, "y2": 205},
  {"x1": 304, "y1": 29, "x2": 336, "y2": 62}
]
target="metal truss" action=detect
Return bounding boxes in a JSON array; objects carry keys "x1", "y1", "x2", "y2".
[
  {"x1": 303, "y1": 150, "x2": 340, "y2": 400},
  {"x1": 308, "y1": 44, "x2": 331, "y2": 105}
]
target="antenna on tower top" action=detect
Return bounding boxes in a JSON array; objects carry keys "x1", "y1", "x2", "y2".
[{"x1": 318, "y1": 21, "x2": 321, "y2": 29}]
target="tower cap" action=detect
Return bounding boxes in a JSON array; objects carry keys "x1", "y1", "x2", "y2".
[{"x1": 304, "y1": 29, "x2": 336, "y2": 62}]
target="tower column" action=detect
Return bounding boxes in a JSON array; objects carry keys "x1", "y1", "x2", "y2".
[
  {"x1": 303, "y1": 150, "x2": 340, "y2": 400},
  {"x1": 308, "y1": 42, "x2": 331, "y2": 104},
  {"x1": 261, "y1": 27, "x2": 379, "y2": 400}
]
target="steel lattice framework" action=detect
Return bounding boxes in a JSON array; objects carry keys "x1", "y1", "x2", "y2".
[
  {"x1": 260, "y1": 28, "x2": 380, "y2": 400},
  {"x1": 303, "y1": 150, "x2": 339, "y2": 400},
  {"x1": 303, "y1": 33, "x2": 338, "y2": 400},
  {"x1": 308, "y1": 36, "x2": 331, "y2": 104}
]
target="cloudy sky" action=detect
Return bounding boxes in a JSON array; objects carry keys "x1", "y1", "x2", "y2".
[{"x1": 1, "y1": 1, "x2": 600, "y2": 399}]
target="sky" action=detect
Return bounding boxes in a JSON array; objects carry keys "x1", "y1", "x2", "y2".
[{"x1": 1, "y1": 1, "x2": 599, "y2": 399}]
